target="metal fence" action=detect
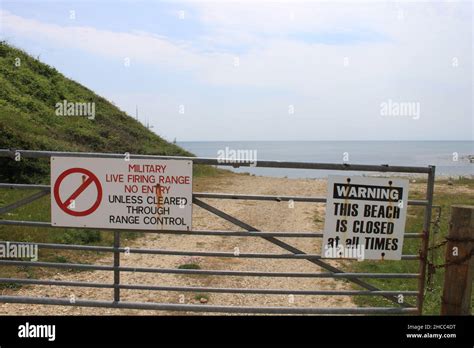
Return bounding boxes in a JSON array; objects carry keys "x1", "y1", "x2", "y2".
[{"x1": 0, "y1": 149, "x2": 435, "y2": 314}]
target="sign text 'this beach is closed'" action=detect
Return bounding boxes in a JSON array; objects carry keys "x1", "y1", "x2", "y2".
[
  {"x1": 322, "y1": 176, "x2": 409, "y2": 260},
  {"x1": 51, "y1": 157, "x2": 193, "y2": 230}
]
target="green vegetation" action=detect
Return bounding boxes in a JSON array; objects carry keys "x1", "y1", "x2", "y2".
[
  {"x1": 194, "y1": 293, "x2": 210, "y2": 302},
  {"x1": 177, "y1": 263, "x2": 202, "y2": 270},
  {"x1": 0, "y1": 41, "x2": 216, "y2": 183},
  {"x1": 0, "y1": 282, "x2": 22, "y2": 290},
  {"x1": 177, "y1": 256, "x2": 202, "y2": 270},
  {"x1": 350, "y1": 179, "x2": 474, "y2": 314}
]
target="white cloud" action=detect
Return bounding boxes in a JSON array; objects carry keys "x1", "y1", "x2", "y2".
[
  {"x1": 0, "y1": 2, "x2": 471, "y2": 140},
  {"x1": 0, "y1": 9, "x2": 229, "y2": 72}
]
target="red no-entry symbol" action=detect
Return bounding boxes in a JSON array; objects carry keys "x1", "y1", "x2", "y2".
[{"x1": 53, "y1": 168, "x2": 102, "y2": 216}]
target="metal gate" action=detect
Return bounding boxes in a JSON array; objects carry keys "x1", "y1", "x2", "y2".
[{"x1": 0, "y1": 149, "x2": 435, "y2": 314}]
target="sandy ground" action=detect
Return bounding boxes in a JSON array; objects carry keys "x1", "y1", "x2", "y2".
[{"x1": 0, "y1": 173, "x2": 357, "y2": 315}]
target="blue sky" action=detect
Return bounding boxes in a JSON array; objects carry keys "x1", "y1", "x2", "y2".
[{"x1": 0, "y1": 0, "x2": 472, "y2": 141}]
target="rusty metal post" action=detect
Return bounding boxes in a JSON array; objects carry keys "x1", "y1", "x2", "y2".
[
  {"x1": 417, "y1": 166, "x2": 436, "y2": 315},
  {"x1": 441, "y1": 205, "x2": 474, "y2": 315}
]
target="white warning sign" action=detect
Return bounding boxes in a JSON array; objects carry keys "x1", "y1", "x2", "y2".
[
  {"x1": 322, "y1": 176, "x2": 409, "y2": 260},
  {"x1": 51, "y1": 157, "x2": 193, "y2": 230}
]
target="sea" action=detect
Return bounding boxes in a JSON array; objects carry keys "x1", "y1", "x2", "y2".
[{"x1": 178, "y1": 141, "x2": 473, "y2": 179}]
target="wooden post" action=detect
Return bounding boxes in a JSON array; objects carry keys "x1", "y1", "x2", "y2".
[{"x1": 441, "y1": 205, "x2": 474, "y2": 315}]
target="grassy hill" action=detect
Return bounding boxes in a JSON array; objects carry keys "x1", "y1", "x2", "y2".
[
  {"x1": 0, "y1": 42, "x2": 221, "y2": 287},
  {"x1": 0, "y1": 41, "x2": 209, "y2": 183}
]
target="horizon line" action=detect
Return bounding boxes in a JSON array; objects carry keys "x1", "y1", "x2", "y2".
[{"x1": 175, "y1": 139, "x2": 474, "y2": 142}]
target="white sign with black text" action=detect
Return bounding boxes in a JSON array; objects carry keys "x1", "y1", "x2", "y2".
[{"x1": 322, "y1": 176, "x2": 409, "y2": 260}]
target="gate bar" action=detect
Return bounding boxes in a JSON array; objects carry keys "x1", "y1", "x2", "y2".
[
  {"x1": 0, "y1": 278, "x2": 418, "y2": 296},
  {"x1": 0, "y1": 183, "x2": 430, "y2": 207},
  {"x1": 0, "y1": 190, "x2": 49, "y2": 214},
  {"x1": 0, "y1": 260, "x2": 420, "y2": 278},
  {"x1": 113, "y1": 231, "x2": 120, "y2": 302},
  {"x1": 0, "y1": 240, "x2": 419, "y2": 260},
  {"x1": 0, "y1": 221, "x2": 425, "y2": 239},
  {"x1": 194, "y1": 192, "x2": 430, "y2": 206},
  {"x1": 0, "y1": 149, "x2": 431, "y2": 173},
  {"x1": 0, "y1": 295, "x2": 419, "y2": 314}
]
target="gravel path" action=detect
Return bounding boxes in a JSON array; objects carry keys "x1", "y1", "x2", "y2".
[{"x1": 0, "y1": 174, "x2": 355, "y2": 315}]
